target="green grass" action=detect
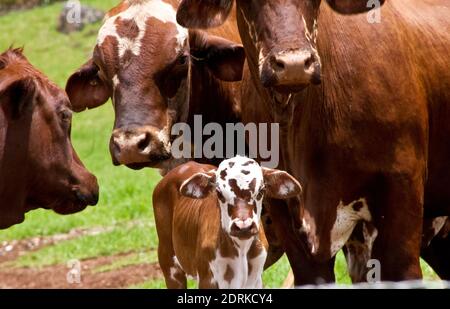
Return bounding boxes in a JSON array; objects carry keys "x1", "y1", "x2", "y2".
[
  {"x1": 92, "y1": 250, "x2": 158, "y2": 274},
  {"x1": 3, "y1": 223, "x2": 157, "y2": 269},
  {"x1": 0, "y1": 0, "x2": 441, "y2": 289}
]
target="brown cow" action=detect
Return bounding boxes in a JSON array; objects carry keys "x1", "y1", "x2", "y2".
[
  {"x1": 0, "y1": 48, "x2": 99, "y2": 229},
  {"x1": 65, "y1": 0, "x2": 245, "y2": 173},
  {"x1": 153, "y1": 156, "x2": 302, "y2": 288},
  {"x1": 176, "y1": 0, "x2": 450, "y2": 283}
]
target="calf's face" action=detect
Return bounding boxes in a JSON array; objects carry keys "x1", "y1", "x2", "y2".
[
  {"x1": 180, "y1": 156, "x2": 302, "y2": 239},
  {"x1": 177, "y1": 0, "x2": 385, "y2": 93},
  {"x1": 0, "y1": 49, "x2": 99, "y2": 227},
  {"x1": 66, "y1": 0, "x2": 245, "y2": 170}
]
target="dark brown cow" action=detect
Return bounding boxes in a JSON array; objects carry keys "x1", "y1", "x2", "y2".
[
  {"x1": 65, "y1": 0, "x2": 245, "y2": 173},
  {"x1": 0, "y1": 48, "x2": 99, "y2": 229},
  {"x1": 176, "y1": 0, "x2": 450, "y2": 283},
  {"x1": 153, "y1": 156, "x2": 301, "y2": 288}
]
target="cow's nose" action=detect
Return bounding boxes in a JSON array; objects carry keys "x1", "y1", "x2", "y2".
[
  {"x1": 75, "y1": 190, "x2": 99, "y2": 206},
  {"x1": 261, "y1": 50, "x2": 321, "y2": 90},
  {"x1": 110, "y1": 127, "x2": 171, "y2": 167}
]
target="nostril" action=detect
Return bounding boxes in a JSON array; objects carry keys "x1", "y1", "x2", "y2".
[
  {"x1": 137, "y1": 133, "x2": 151, "y2": 151},
  {"x1": 304, "y1": 55, "x2": 315, "y2": 70},
  {"x1": 112, "y1": 139, "x2": 121, "y2": 154},
  {"x1": 270, "y1": 56, "x2": 286, "y2": 72}
]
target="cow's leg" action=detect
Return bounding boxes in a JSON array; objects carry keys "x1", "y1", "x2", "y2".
[
  {"x1": 371, "y1": 175, "x2": 423, "y2": 281},
  {"x1": 158, "y1": 248, "x2": 187, "y2": 289},
  {"x1": 197, "y1": 264, "x2": 218, "y2": 289},
  {"x1": 421, "y1": 217, "x2": 450, "y2": 280},
  {"x1": 268, "y1": 198, "x2": 335, "y2": 285},
  {"x1": 343, "y1": 221, "x2": 378, "y2": 283}
]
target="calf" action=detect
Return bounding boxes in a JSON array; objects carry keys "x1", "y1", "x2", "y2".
[
  {"x1": 0, "y1": 48, "x2": 99, "y2": 229},
  {"x1": 153, "y1": 156, "x2": 301, "y2": 288}
]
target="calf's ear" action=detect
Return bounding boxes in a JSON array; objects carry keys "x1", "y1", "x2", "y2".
[
  {"x1": 191, "y1": 31, "x2": 246, "y2": 82},
  {"x1": 326, "y1": 0, "x2": 386, "y2": 14},
  {"x1": 177, "y1": 0, "x2": 234, "y2": 29},
  {"x1": 180, "y1": 170, "x2": 216, "y2": 199},
  {"x1": 0, "y1": 77, "x2": 36, "y2": 120},
  {"x1": 262, "y1": 168, "x2": 302, "y2": 200},
  {"x1": 65, "y1": 58, "x2": 110, "y2": 112}
]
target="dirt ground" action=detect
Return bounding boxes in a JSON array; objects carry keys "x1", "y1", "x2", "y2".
[{"x1": 0, "y1": 227, "x2": 164, "y2": 289}]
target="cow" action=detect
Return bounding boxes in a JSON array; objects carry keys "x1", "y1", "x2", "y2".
[
  {"x1": 65, "y1": 0, "x2": 245, "y2": 174},
  {"x1": 176, "y1": 0, "x2": 450, "y2": 283},
  {"x1": 152, "y1": 155, "x2": 302, "y2": 288},
  {"x1": 0, "y1": 48, "x2": 99, "y2": 229}
]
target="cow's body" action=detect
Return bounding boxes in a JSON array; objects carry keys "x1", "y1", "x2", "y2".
[
  {"x1": 0, "y1": 48, "x2": 99, "y2": 229},
  {"x1": 153, "y1": 156, "x2": 302, "y2": 288},
  {"x1": 177, "y1": 0, "x2": 450, "y2": 283}
]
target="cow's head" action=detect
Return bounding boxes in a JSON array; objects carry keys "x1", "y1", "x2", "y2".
[
  {"x1": 0, "y1": 48, "x2": 99, "y2": 228},
  {"x1": 177, "y1": 0, "x2": 385, "y2": 93},
  {"x1": 66, "y1": 0, "x2": 245, "y2": 170},
  {"x1": 180, "y1": 156, "x2": 302, "y2": 239}
]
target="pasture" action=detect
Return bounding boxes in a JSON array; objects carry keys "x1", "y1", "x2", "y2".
[{"x1": 0, "y1": 0, "x2": 439, "y2": 288}]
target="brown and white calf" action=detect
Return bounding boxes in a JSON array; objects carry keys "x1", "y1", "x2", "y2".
[{"x1": 153, "y1": 156, "x2": 302, "y2": 288}]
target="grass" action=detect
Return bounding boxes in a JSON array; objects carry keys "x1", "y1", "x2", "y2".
[
  {"x1": 0, "y1": 0, "x2": 441, "y2": 288},
  {"x1": 92, "y1": 250, "x2": 158, "y2": 274}
]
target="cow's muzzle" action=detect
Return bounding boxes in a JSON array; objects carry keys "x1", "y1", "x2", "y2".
[{"x1": 260, "y1": 49, "x2": 321, "y2": 93}]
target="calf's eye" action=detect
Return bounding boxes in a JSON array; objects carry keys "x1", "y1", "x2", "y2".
[{"x1": 177, "y1": 55, "x2": 188, "y2": 66}]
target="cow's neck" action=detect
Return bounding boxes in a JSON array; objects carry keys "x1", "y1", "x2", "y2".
[
  {"x1": 0, "y1": 117, "x2": 30, "y2": 227},
  {"x1": 188, "y1": 65, "x2": 240, "y2": 126}
]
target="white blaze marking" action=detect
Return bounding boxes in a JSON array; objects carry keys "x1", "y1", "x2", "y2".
[
  {"x1": 215, "y1": 156, "x2": 264, "y2": 234},
  {"x1": 330, "y1": 198, "x2": 371, "y2": 257},
  {"x1": 98, "y1": 0, "x2": 188, "y2": 58}
]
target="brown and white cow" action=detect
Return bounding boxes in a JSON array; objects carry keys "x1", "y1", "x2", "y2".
[
  {"x1": 153, "y1": 156, "x2": 301, "y2": 288},
  {"x1": 0, "y1": 48, "x2": 99, "y2": 229},
  {"x1": 176, "y1": 0, "x2": 450, "y2": 283},
  {"x1": 65, "y1": 0, "x2": 245, "y2": 173}
]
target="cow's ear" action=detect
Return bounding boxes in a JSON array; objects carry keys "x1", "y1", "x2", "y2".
[
  {"x1": 0, "y1": 77, "x2": 36, "y2": 120},
  {"x1": 177, "y1": 0, "x2": 234, "y2": 29},
  {"x1": 262, "y1": 168, "x2": 302, "y2": 200},
  {"x1": 65, "y1": 59, "x2": 110, "y2": 112},
  {"x1": 326, "y1": 0, "x2": 385, "y2": 14},
  {"x1": 190, "y1": 31, "x2": 246, "y2": 82},
  {"x1": 180, "y1": 170, "x2": 217, "y2": 199}
]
